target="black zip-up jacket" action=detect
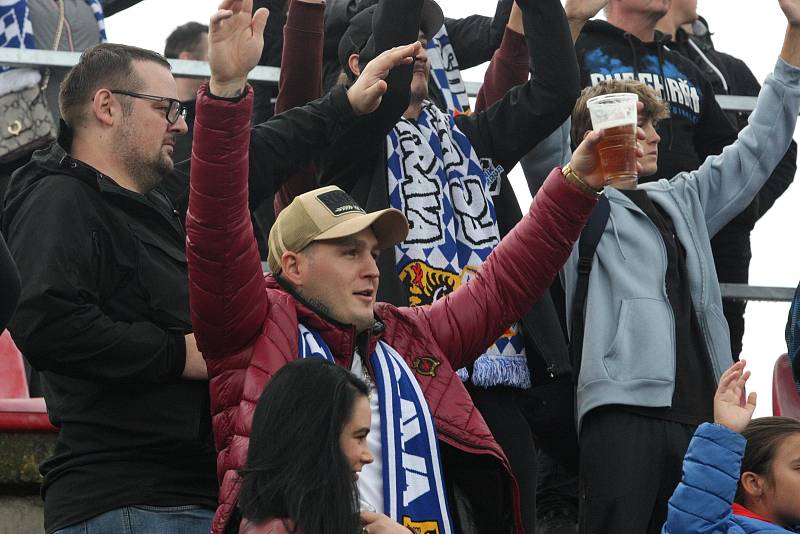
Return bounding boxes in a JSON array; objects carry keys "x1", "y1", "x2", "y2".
[
  {"x1": 0, "y1": 231, "x2": 20, "y2": 331},
  {"x1": 1, "y1": 139, "x2": 218, "y2": 533}
]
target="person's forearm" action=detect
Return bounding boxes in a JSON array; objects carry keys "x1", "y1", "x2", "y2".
[
  {"x1": 782, "y1": 24, "x2": 800, "y2": 67},
  {"x1": 275, "y1": 0, "x2": 324, "y2": 114},
  {"x1": 427, "y1": 167, "x2": 597, "y2": 369},
  {"x1": 474, "y1": 27, "x2": 527, "y2": 112},
  {"x1": 568, "y1": 18, "x2": 587, "y2": 43},
  {"x1": 188, "y1": 84, "x2": 268, "y2": 356}
]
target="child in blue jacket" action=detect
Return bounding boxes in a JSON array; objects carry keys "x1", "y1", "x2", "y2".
[{"x1": 663, "y1": 360, "x2": 800, "y2": 533}]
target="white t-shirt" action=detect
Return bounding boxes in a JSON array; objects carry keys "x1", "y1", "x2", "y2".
[{"x1": 351, "y1": 352, "x2": 384, "y2": 514}]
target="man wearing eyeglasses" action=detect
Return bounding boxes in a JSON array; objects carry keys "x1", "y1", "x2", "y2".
[{"x1": 1, "y1": 43, "x2": 216, "y2": 534}]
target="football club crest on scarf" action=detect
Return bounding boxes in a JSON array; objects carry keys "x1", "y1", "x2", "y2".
[
  {"x1": 298, "y1": 324, "x2": 454, "y2": 533},
  {"x1": 385, "y1": 102, "x2": 531, "y2": 389}
]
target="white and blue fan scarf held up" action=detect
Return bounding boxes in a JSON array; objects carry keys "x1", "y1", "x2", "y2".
[
  {"x1": 385, "y1": 101, "x2": 531, "y2": 389},
  {"x1": 298, "y1": 324, "x2": 454, "y2": 533},
  {"x1": 0, "y1": 0, "x2": 106, "y2": 91},
  {"x1": 426, "y1": 25, "x2": 470, "y2": 114}
]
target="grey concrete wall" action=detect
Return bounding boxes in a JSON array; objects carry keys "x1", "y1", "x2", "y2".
[{"x1": 0, "y1": 496, "x2": 43, "y2": 534}]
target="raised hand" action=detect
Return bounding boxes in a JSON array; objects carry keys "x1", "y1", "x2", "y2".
[
  {"x1": 567, "y1": 104, "x2": 646, "y2": 191},
  {"x1": 208, "y1": 0, "x2": 269, "y2": 97},
  {"x1": 779, "y1": 0, "x2": 800, "y2": 26},
  {"x1": 346, "y1": 41, "x2": 422, "y2": 116},
  {"x1": 714, "y1": 360, "x2": 757, "y2": 434}
]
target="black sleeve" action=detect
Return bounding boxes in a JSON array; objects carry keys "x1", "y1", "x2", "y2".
[
  {"x1": 0, "y1": 232, "x2": 20, "y2": 332},
  {"x1": 454, "y1": 0, "x2": 579, "y2": 172},
  {"x1": 317, "y1": 0, "x2": 425, "y2": 190},
  {"x1": 443, "y1": 0, "x2": 513, "y2": 70},
  {"x1": 695, "y1": 77, "x2": 739, "y2": 159},
  {"x1": 248, "y1": 84, "x2": 359, "y2": 203},
  {"x1": 5, "y1": 179, "x2": 186, "y2": 383},
  {"x1": 756, "y1": 141, "x2": 797, "y2": 220},
  {"x1": 100, "y1": 0, "x2": 145, "y2": 17}
]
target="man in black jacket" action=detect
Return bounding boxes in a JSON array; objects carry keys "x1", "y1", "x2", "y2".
[
  {"x1": 1, "y1": 43, "x2": 216, "y2": 534},
  {"x1": 654, "y1": 0, "x2": 798, "y2": 359}
]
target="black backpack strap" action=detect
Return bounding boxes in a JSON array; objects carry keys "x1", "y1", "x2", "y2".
[{"x1": 569, "y1": 195, "x2": 610, "y2": 384}]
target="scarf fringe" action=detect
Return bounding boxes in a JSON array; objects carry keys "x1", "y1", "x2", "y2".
[{"x1": 468, "y1": 355, "x2": 531, "y2": 389}]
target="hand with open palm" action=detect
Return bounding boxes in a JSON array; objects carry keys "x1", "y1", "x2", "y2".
[
  {"x1": 713, "y1": 360, "x2": 757, "y2": 435},
  {"x1": 208, "y1": 0, "x2": 269, "y2": 97}
]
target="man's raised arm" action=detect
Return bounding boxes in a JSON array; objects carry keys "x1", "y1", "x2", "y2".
[
  {"x1": 455, "y1": 0, "x2": 581, "y2": 174},
  {"x1": 188, "y1": 0, "x2": 421, "y2": 355},
  {"x1": 423, "y1": 126, "x2": 646, "y2": 369}
]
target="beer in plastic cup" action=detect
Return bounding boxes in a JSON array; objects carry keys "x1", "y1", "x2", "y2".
[{"x1": 586, "y1": 93, "x2": 639, "y2": 189}]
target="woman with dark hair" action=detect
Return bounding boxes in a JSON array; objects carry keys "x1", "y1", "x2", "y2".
[
  {"x1": 663, "y1": 360, "x2": 800, "y2": 533},
  {"x1": 239, "y1": 358, "x2": 411, "y2": 534}
]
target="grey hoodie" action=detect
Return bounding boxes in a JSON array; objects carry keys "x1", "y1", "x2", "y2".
[{"x1": 564, "y1": 58, "x2": 800, "y2": 430}]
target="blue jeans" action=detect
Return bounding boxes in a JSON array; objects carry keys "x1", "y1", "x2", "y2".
[{"x1": 52, "y1": 505, "x2": 214, "y2": 534}]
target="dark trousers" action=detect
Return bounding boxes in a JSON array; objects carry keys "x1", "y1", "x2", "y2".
[
  {"x1": 467, "y1": 380, "x2": 579, "y2": 534},
  {"x1": 578, "y1": 407, "x2": 695, "y2": 534}
]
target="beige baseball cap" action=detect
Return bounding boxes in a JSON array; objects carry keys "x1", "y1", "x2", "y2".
[{"x1": 267, "y1": 186, "x2": 409, "y2": 274}]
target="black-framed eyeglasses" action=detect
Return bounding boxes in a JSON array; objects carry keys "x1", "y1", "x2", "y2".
[{"x1": 110, "y1": 90, "x2": 187, "y2": 124}]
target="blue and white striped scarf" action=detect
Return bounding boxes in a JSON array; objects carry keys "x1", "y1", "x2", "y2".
[
  {"x1": 385, "y1": 101, "x2": 530, "y2": 389},
  {"x1": 299, "y1": 324, "x2": 454, "y2": 533},
  {"x1": 426, "y1": 25, "x2": 470, "y2": 114},
  {"x1": 0, "y1": 0, "x2": 107, "y2": 77}
]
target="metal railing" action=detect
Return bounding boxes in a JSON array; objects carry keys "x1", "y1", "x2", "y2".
[
  {"x1": 1, "y1": 49, "x2": 760, "y2": 112},
  {"x1": 0, "y1": 49, "x2": 281, "y2": 84}
]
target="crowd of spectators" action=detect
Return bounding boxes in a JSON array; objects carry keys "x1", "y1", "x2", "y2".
[{"x1": 2, "y1": 0, "x2": 800, "y2": 533}]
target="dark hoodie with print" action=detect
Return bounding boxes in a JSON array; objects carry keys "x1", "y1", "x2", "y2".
[
  {"x1": 576, "y1": 19, "x2": 739, "y2": 181},
  {"x1": 575, "y1": 19, "x2": 782, "y2": 359}
]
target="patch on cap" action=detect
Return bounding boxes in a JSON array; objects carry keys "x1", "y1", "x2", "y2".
[{"x1": 316, "y1": 190, "x2": 366, "y2": 217}]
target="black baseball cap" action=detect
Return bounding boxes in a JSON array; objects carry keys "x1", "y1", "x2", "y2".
[{"x1": 337, "y1": 0, "x2": 444, "y2": 77}]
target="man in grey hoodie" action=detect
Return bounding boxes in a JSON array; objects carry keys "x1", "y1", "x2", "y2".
[{"x1": 562, "y1": 1, "x2": 800, "y2": 530}]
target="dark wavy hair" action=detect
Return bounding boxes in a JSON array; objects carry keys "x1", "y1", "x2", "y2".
[
  {"x1": 239, "y1": 358, "x2": 370, "y2": 534},
  {"x1": 735, "y1": 416, "x2": 800, "y2": 505}
]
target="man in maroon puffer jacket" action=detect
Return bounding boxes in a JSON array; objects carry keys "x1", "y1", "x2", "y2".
[{"x1": 188, "y1": 1, "x2": 628, "y2": 532}]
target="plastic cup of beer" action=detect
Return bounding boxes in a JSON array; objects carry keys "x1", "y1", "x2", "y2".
[{"x1": 586, "y1": 93, "x2": 639, "y2": 189}]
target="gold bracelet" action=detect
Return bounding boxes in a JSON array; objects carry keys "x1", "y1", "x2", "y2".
[{"x1": 562, "y1": 163, "x2": 602, "y2": 198}]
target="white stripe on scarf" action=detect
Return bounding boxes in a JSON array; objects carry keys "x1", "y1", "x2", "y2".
[
  {"x1": 386, "y1": 102, "x2": 531, "y2": 389},
  {"x1": 298, "y1": 324, "x2": 453, "y2": 532},
  {"x1": 426, "y1": 24, "x2": 470, "y2": 114}
]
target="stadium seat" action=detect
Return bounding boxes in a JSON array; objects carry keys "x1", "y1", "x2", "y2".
[
  {"x1": 772, "y1": 353, "x2": 800, "y2": 419},
  {"x1": 0, "y1": 330, "x2": 27, "y2": 399},
  {"x1": 0, "y1": 330, "x2": 56, "y2": 432}
]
